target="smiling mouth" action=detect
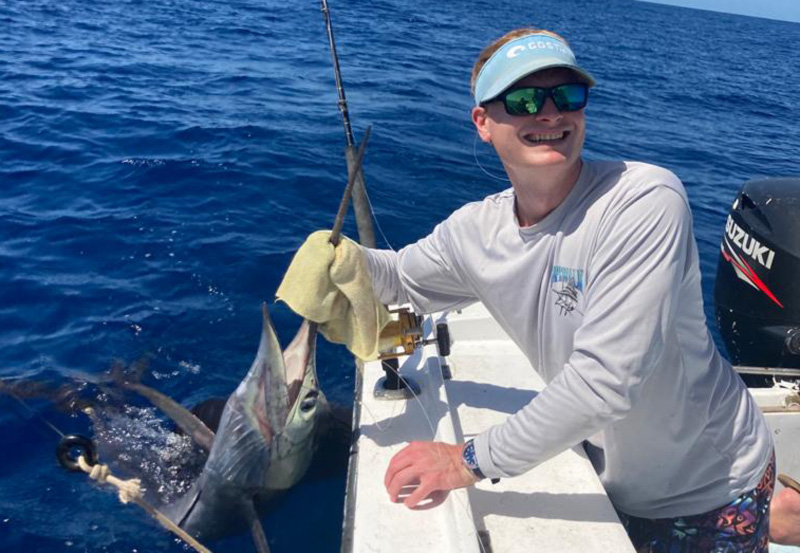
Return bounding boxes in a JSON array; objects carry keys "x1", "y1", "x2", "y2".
[{"x1": 523, "y1": 131, "x2": 569, "y2": 144}]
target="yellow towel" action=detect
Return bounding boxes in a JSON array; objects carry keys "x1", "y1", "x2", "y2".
[{"x1": 276, "y1": 230, "x2": 391, "y2": 361}]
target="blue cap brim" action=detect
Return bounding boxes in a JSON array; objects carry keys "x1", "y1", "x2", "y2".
[{"x1": 474, "y1": 34, "x2": 596, "y2": 106}]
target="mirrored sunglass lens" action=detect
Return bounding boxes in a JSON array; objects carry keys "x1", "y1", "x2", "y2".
[
  {"x1": 552, "y1": 84, "x2": 588, "y2": 111},
  {"x1": 504, "y1": 89, "x2": 545, "y2": 115}
]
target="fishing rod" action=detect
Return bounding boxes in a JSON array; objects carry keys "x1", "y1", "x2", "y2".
[
  {"x1": 320, "y1": 0, "x2": 376, "y2": 249},
  {"x1": 318, "y1": 1, "x2": 452, "y2": 369}
]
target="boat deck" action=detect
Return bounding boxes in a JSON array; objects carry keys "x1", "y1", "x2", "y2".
[{"x1": 344, "y1": 303, "x2": 634, "y2": 552}]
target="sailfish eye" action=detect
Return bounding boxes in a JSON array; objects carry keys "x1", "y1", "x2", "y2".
[{"x1": 300, "y1": 390, "x2": 319, "y2": 413}]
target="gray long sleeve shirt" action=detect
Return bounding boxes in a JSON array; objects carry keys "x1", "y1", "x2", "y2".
[{"x1": 362, "y1": 160, "x2": 772, "y2": 518}]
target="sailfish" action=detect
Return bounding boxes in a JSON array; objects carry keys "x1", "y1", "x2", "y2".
[{"x1": 122, "y1": 303, "x2": 328, "y2": 553}]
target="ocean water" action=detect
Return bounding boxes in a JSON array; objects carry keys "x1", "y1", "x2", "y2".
[{"x1": 0, "y1": 0, "x2": 798, "y2": 551}]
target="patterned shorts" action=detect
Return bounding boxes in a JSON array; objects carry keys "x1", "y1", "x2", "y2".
[{"x1": 618, "y1": 452, "x2": 776, "y2": 553}]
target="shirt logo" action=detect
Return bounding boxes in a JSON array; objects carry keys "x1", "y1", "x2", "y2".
[{"x1": 551, "y1": 266, "x2": 584, "y2": 316}]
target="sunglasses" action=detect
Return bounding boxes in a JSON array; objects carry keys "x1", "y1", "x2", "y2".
[{"x1": 493, "y1": 83, "x2": 589, "y2": 116}]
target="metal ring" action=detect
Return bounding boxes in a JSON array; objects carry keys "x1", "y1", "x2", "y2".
[{"x1": 56, "y1": 434, "x2": 98, "y2": 472}]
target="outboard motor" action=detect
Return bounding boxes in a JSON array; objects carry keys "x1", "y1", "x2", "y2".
[{"x1": 714, "y1": 178, "x2": 800, "y2": 368}]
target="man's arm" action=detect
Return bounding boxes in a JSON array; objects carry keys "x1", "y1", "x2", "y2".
[{"x1": 361, "y1": 218, "x2": 478, "y2": 313}]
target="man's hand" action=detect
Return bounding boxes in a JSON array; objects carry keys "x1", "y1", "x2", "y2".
[
  {"x1": 771, "y1": 484, "x2": 800, "y2": 545},
  {"x1": 384, "y1": 441, "x2": 479, "y2": 509}
]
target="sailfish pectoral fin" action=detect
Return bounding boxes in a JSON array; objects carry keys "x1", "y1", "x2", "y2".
[{"x1": 244, "y1": 499, "x2": 272, "y2": 553}]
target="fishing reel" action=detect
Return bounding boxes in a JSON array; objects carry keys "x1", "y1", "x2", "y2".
[
  {"x1": 374, "y1": 307, "x2": 451, "y2": 401},
  {"x1": 377, "y1": 307, "x2": 451, "y2": 360}
]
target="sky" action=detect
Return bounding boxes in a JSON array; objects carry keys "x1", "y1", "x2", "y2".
[{"x1": 644, "y1": 0, "x2": 800, "y2": 23}]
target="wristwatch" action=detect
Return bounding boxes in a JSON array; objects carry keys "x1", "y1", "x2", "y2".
[{"x1": 461, "y1": 439, "x2": 486, "y2": 480}]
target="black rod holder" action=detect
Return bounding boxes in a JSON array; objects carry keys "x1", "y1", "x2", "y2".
[{"x1": 381, "y1": 358, "x2": 403, "y2": 390}]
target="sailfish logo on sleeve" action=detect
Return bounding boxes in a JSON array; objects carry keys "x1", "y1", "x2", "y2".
[{"x1": 550, "y1": 266, "x2": 584, "y2": 316}]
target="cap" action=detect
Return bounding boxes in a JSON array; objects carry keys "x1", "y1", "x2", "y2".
[{"x1": 474, "y1": 33, "x2": 596, "y2": 106}]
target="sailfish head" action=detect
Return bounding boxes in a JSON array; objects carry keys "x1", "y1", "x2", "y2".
[{"x1": 201, "y1": 303, "x2": 325, "y2": 491}]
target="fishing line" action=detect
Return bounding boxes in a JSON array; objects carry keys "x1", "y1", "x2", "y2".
[
  {"x1": 473, "y1": 133, "x2": 510, "y2": 183},
  {"x1": 360, "y1": 134, "x2": 511, "y2": 252},
  {"x1": 352, "y1": 154, "x2": 489, "y2": 550},
  {"x1": 4, "y1": 387, "x2": 67, "y2": 439},
  {"x1": 361, "y1": 187, "x2": 397, "y2": 253},
  {"x1": 361, "y1": 355, "x2": 488, "y2": 553},
  {"x1": 369, "y1": 360, "x2": 440, "y2": 441}
]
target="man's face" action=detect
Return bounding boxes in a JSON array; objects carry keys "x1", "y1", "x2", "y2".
[{"x1": 472, "y1": 68, "x2": 587, "y2": 177}]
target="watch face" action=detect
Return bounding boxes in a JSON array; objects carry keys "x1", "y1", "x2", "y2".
[{"x1": 463, "y1": 440, "x2": 479, "y2": 470}]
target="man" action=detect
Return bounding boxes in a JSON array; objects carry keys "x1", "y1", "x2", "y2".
[{"x1": 361, "y1": 29, "x2": 775, "y2": 550}]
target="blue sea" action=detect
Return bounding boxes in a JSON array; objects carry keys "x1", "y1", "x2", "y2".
[{"x1": 0, "y1": 0, "x2": 798, "y2": 551}]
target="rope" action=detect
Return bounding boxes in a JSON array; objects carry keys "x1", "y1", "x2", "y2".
[
  {"x1": 77, "y1": 455, "x2": 142, "y2": 504},
  {"x1": 779, "y1": 473, "x2": 800, "y2": 495},
  {"x1": 76, "y1": 455, "x2": 212, "y2": 553}
]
